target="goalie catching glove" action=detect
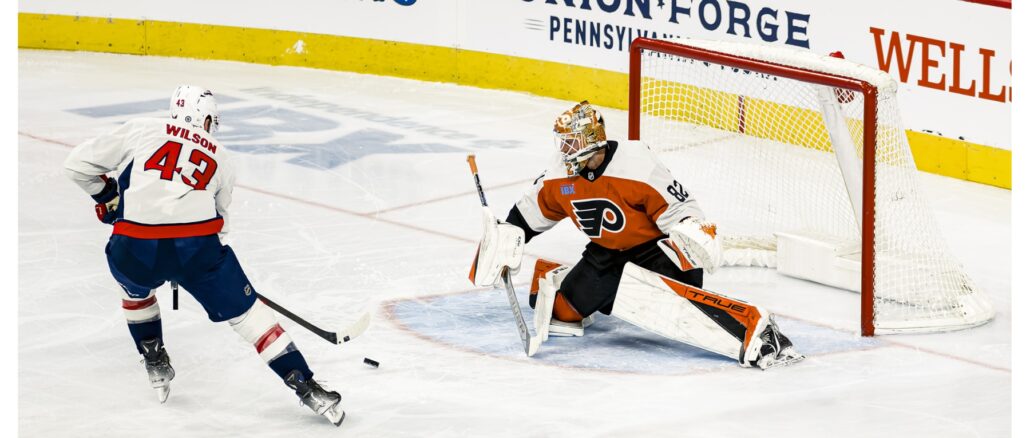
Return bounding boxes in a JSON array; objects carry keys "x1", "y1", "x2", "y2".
[
  {"x1": 659, "y1": 217, "x2": 722, "y2": 274},
  {"x1": 469, "y1": 207, "x2": 525, "y2": 287}
]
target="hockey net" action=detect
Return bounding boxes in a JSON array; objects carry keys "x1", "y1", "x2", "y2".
[{"x1": 629, "y1": 37, "x2": 993, "y2": 335}]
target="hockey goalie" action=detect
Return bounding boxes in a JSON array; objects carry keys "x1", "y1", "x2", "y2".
[{"x1": 470, "y1": 101, "x2": 804, "y2": 369}]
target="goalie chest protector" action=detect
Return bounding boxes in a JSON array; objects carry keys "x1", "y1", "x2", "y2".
[{"x1": 514, "y1": 141, "x2": 704, "y2": 251}]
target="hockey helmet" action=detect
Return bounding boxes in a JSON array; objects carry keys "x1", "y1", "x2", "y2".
[
  {"x1": 554, "y1": 100, "x2": 607, "y2": 174},
  {"x1": 170, "y1": 85, "x2": 220, "y2": 133}
]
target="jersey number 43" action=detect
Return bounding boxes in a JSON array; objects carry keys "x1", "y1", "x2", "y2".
[{"x1": 144, "y1": 141, "x2": 218, "y2": 190}]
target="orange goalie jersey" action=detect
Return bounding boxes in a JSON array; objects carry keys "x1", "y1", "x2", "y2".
[{"x1": 511, "y1": 140, "x2": 704, "y2": 250}]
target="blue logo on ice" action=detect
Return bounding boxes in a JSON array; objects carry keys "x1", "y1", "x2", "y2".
[
  {"x1": 560, "y1": 184, "x2": 575, "y2": 195},
  {"x1": 64, "y1": 93, "x2": 484, "y2": 170},
  {"x1": 395, "y1": 0, "x2": 416, "y2": 5}
]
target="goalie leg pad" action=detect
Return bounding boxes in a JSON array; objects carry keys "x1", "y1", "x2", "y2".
[
  {"x1": 530, "y1": 263, "x2": 598, "y2": 349},
  {"x1": 532, "y1": 261, "x2": 591, "y2": 338},
  {"x1": 532, "y1": 275, "x2": 557, "y2": 345},
  {"x1": 531, "y1": 265, "x2": 573, "y2": 342},
  {"x1": 529, "y1": 258, "x2": 564, "y2": 308},
  {"x1": 612, "y1": 262, "x2": 768, "y2": 363}
]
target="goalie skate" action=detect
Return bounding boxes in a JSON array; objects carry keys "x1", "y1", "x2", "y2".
[
  {"x1": 748, "y1": 318, "x2": 805, "y2": 370},
  {"x1": 140, "y1": 338, "x2": 175, "y2": 403},
  {"x1": 547, "y1": 314, "x2": 595, "y2": 337}
]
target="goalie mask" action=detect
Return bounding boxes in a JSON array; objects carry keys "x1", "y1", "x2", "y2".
[
  {"x1": 170, "y1": 85, "x2": 220, "y2": 133},
  {"x1": 554, "y1": 100, "x2": 607, "y2": 175}
]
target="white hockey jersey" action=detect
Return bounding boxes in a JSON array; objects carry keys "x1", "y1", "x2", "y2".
[
  {"x1": 514, "y1": 140, "x2": 704, "y2": 251},
  {"x1": 64, "y1": 117, "x2": 235, "y2": 240}
]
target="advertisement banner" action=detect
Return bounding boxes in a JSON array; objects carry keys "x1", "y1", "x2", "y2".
[
  {"x1": 461, "y1": 0, "x2": 1011, "y2": 149},
  {"x1": 19, "y1": 0, "x2": 1011, "y2": 148}
]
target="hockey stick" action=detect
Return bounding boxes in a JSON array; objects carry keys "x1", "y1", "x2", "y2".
[
  {"x1": 502, "y1": 267, "x2": 537, "y2": 356},
  {"x1": 466, "y1": 154, "x2": 533, "y2": 356},
  {"x1": 169, "y1": 281, "x2": 368, "y2": 343},
  {"x1": 257, "y1": 292, "x2": 371, "y2": 345}
]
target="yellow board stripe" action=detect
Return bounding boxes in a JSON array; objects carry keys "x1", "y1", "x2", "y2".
[
  {"x1": 908, "y1": 131, "x2": 1012, "y2": 188},
  {"x1": 18, "y1": 12, "x2": 1010, "y2": 189}
]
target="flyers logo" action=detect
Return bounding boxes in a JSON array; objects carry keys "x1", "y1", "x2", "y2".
[{"x1": 571, "y1": 198, "x2": 625, "y2": 238}]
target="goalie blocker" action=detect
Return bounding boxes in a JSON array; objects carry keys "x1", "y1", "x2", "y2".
[{"x1": 469, "y1": 207, "x2": 525, "y2": 287}]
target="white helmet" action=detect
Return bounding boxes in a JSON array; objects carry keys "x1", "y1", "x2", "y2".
[{"x1": 170, "y1": 85, "x2": 220, "y2": 133}]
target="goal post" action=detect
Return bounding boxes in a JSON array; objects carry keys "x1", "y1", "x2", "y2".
[{"x1": 627, "y1": 37, "x2": 993, "y2": 336}]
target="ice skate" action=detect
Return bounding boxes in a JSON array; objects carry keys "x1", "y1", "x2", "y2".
[
  {"x1": 284, "y1": 370, "x2": 345, "y2": 426},
  {"x1": 140, "y1": 338, "x2": 175, "y2": 403},
  {"x1": 750, "y1": 318, "x2": 805, "y2": 370}
]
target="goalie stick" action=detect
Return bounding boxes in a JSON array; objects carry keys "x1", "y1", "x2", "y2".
[
  {"x1": 170, "y1": 281, "x2": 369, "y2": 345},
  {"x1": 467, "y1": 154, "x2": 534, "y2": 356}
]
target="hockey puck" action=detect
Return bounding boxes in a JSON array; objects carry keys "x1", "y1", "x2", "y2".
[{"x1": 363, "y1": 357, "x2": 380, "y2": 368}]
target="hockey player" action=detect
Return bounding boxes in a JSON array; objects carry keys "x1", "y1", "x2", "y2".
[
  {"x1": 470, "y1": 101, "x2": 803, "y2": 369},
  {"x1": 63, "y1": 85, "x2": 346, "y2": 425}
]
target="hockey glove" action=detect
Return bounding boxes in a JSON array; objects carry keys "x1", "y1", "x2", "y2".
[
  {"x1": 659, "y1": 217, "x2": 722, "y2": 274},
  {"x1": 92, "y1": 177, "x2": 120, "y2": 224},
  {"x1": 469, "y1": 207, "x2": 525, "y2": 287}
]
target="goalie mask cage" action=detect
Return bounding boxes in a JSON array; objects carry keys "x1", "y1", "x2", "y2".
[{"x1": 628, "y1": 37, "x2": 993, "y2": 336}]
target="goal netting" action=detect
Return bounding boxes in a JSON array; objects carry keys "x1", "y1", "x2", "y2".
[{"x1": 629, "y1": 37, "x2": 993, "y2": 335}]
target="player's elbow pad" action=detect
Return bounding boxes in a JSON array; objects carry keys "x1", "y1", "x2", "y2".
[{"x1": 469, "y1": 207, "x2": 525, "y2": 287}]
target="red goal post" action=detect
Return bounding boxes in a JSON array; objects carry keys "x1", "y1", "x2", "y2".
[{"x1": 627, "y1": 37, "x2": 993, "y2": 336}]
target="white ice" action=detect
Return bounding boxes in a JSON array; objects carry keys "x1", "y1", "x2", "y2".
[{"x1": 18, "y1": 50, "x2": 1011, "y2": 437}]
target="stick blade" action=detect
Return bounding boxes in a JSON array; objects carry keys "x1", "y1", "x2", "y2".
[{"x1": 336, "y1": 311, "x2": 372, "y2": 344}]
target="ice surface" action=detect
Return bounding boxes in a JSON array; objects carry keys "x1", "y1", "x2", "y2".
[
  {"x1": 19, "y1": 50, "x2": 1010, "y2": 437},
  {"x1": 388, "y1": 287, "x2": 882, "y2": 374}
]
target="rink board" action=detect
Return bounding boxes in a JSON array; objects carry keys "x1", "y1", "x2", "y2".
[
  {"x1": 385, "y1": 287, "x2": 882, "y2": 375},
  {"x1": 18, "y1": 12, "x2": 1013, "y2": 189}
]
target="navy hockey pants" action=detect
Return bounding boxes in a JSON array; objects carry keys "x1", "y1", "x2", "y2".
[{"x1": 106, "y1": 234, "x2": 257, "y2": 322}]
